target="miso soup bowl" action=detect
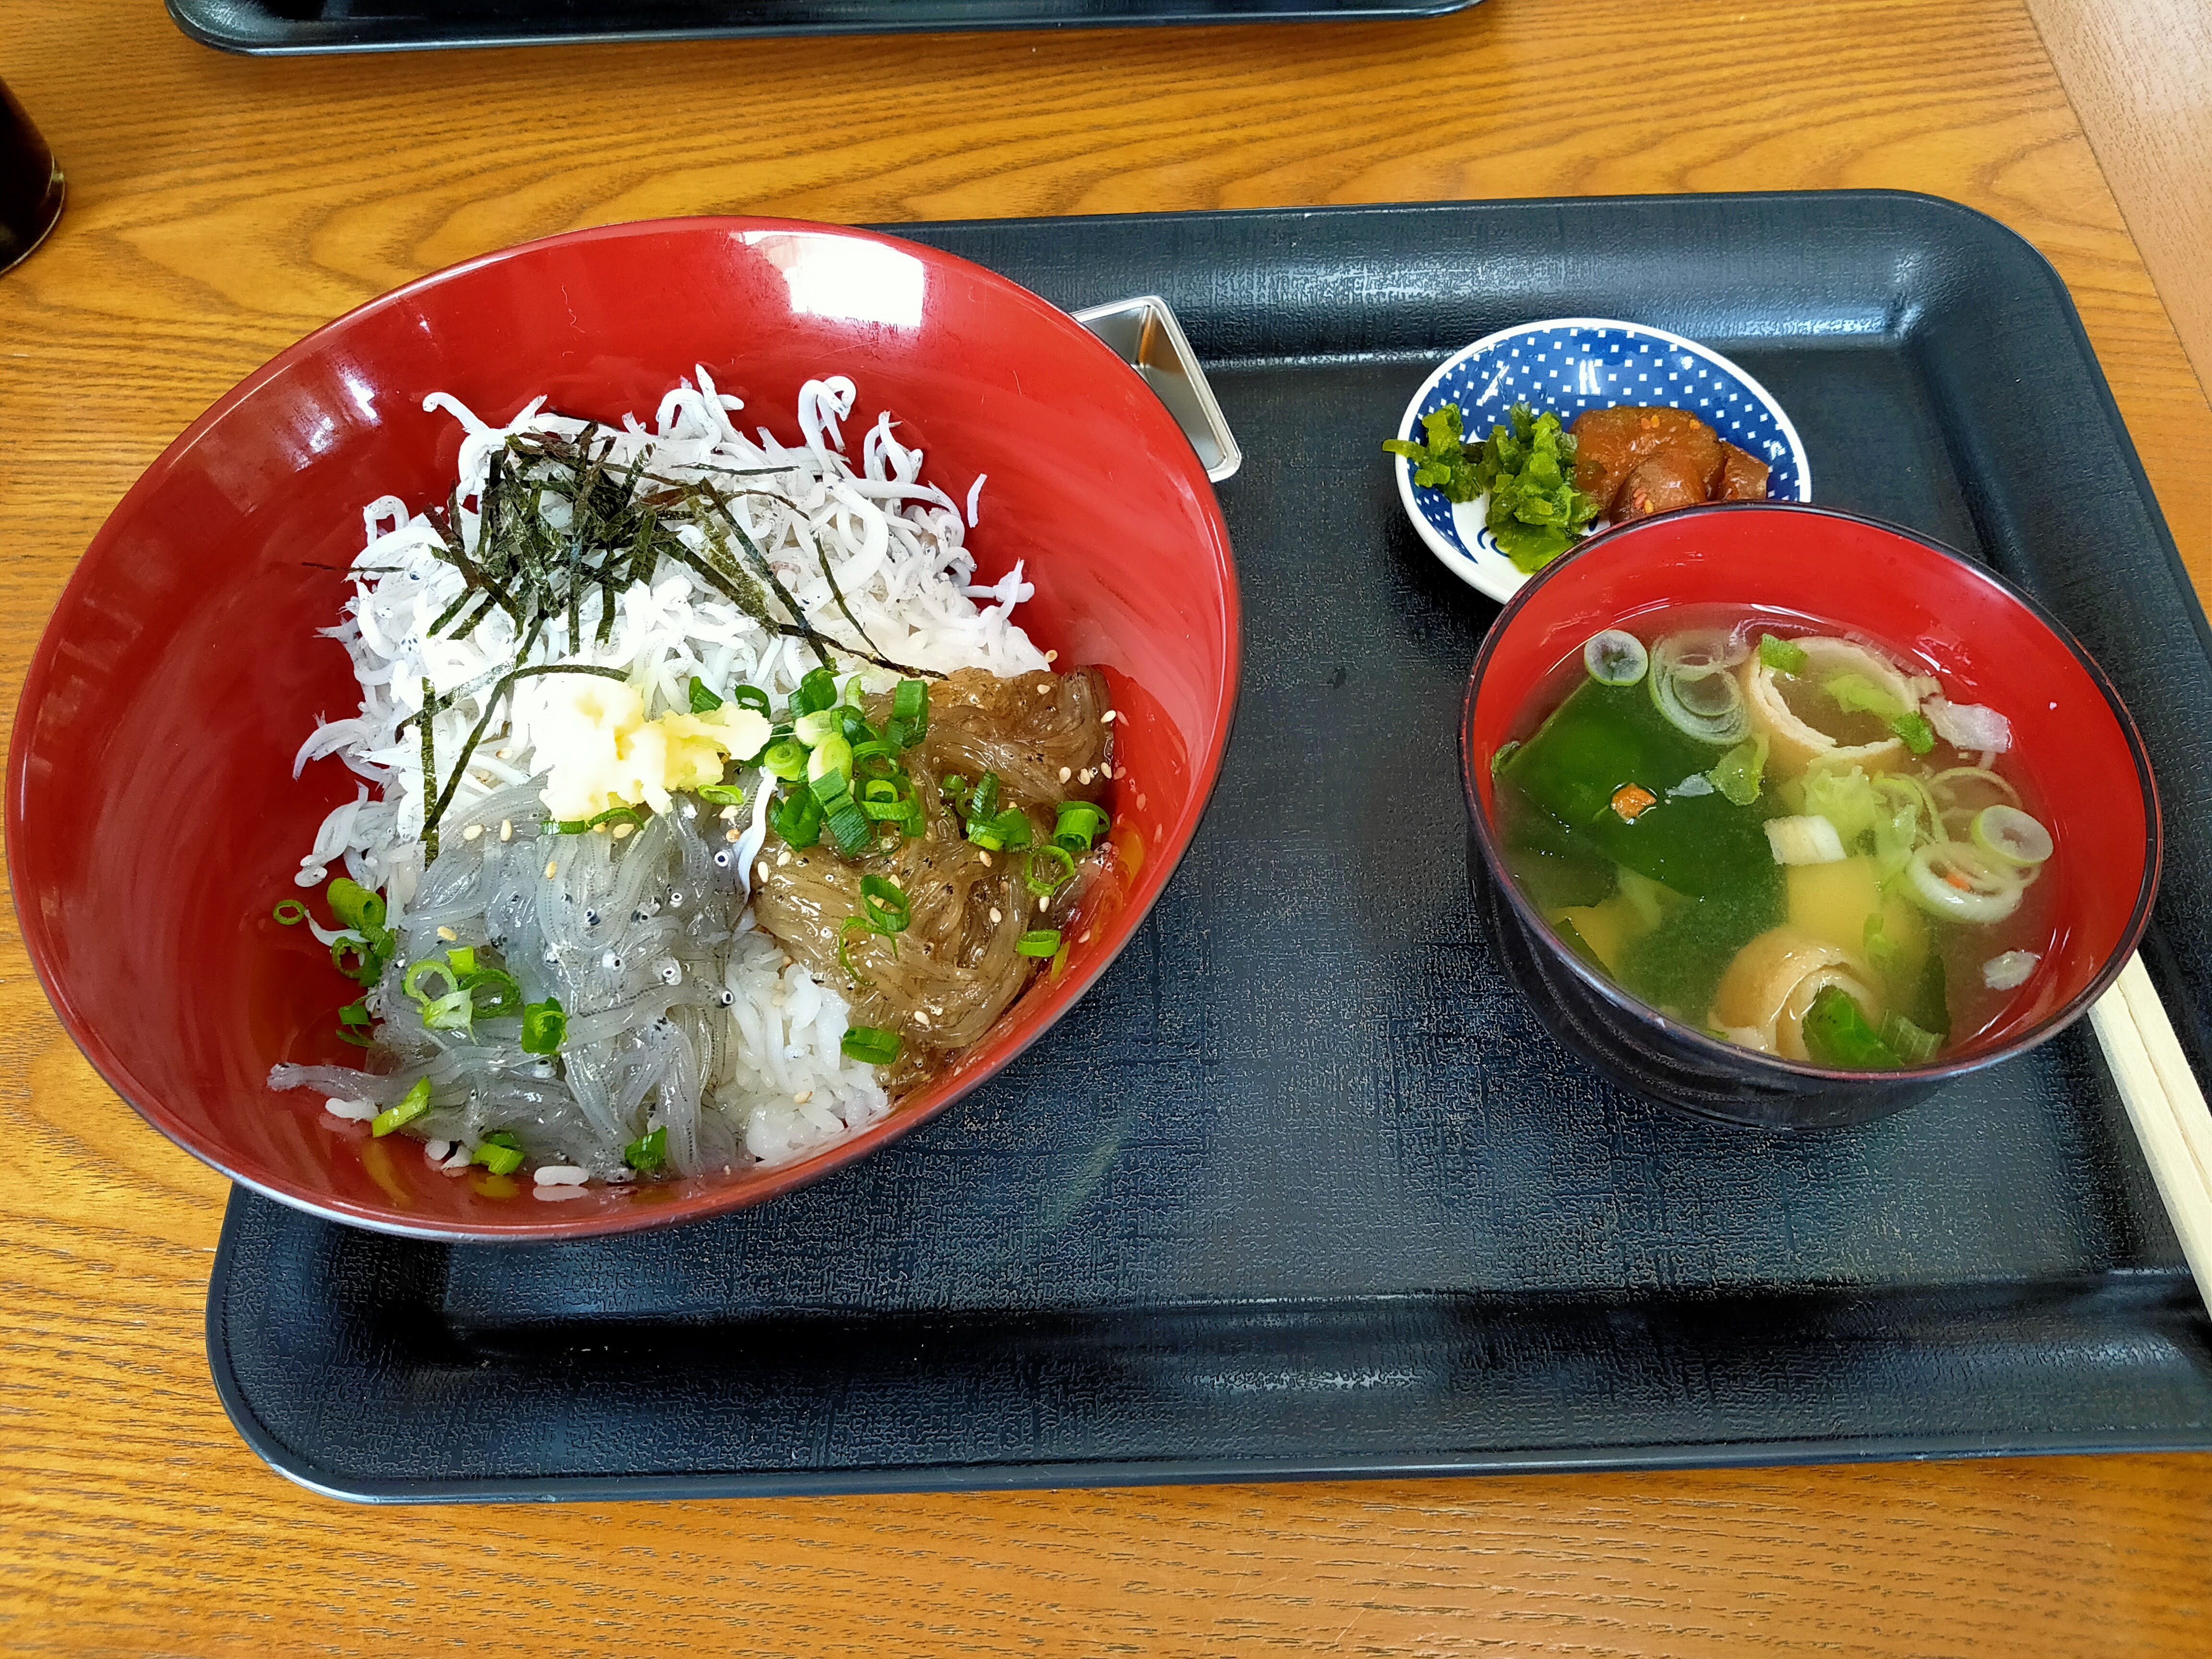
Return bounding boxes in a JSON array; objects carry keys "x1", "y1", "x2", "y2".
[{"x1": 1460, "y1": 502, "x2": 2159, "y2": 1130}]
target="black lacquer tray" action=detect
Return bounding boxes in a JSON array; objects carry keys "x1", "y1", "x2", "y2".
[
  {"x1": 168, "y1": 0, "x2": 1476, "y2": 54},
  {"x1": 209, "y1": 194, "x2": 2212, "y2": 1502}
]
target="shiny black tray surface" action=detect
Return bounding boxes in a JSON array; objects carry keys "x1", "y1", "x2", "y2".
[
  {"x1": 209, "y1": 195, "x2": 2212, "y2": 1502},
  {"x1": 168, "y1": 0, "x2": 1478, "y2": 53}
]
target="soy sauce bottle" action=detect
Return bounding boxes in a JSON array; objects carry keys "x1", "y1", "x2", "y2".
[{"x1": 0, "y1": 79, "x2": 64, "y2": 275}]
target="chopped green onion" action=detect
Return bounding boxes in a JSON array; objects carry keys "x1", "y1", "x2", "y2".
[
  {"x1": 761, "y1": 738, "x2": 809, "y2": 780},
  {"x1": 326, "y1": 878, "x2": 386, "y2": 935},
  {"x1": 330, "y1": 937, "x2": 376, "y2": 985},
  {"x1": 446, "y1": 946, "x2": 478, "y2": 977},
  {"x1": 1583, "y1": 629, "x2": 1649, "y2": 687},
  {"x1": 403, "y1": 958, "x2": 459, "y2": 1004},
  {"x1": 548, "y1": 817, "x2": 591, "y2": 836},
  {"x1": 1016, "y1": 929, "x2": 1062, "y2": 958},
  {"x1": 471, "y1": 1130, "x2": 525, "y2": 1175},
  {"x1": 969, "y1": 808, "x2": 1032, "y2": 851},
  {"x1": 889, "y1": 678, "x2": 929, "y2": 748},
  {"x1": 1649, "y1": 634, "x2": 1752, "y2": 745},
  {"x1": 421, "y1": 988, "x2": 475, "y2": 1031},
  {"x1": 807, "y1": 733, "x2": 854, "y2": 787},
  {"x1": 520, "y1": 996, "x2": 567, "y2": 1055},
  {"x1": 688, "y1": 675, "x2": 724, "y2": 713},
  {"x1": 793, "y1": 709, "x2": 841, "y2": 748},
  {"x1": 729, "y1": 685, "x2": 772, "y2": 717},
  {"x1": 793, "y1": 665, "x2": 838, "y2": 716},
  {"x1": 837, "y1": 916, "x2": 877, "y2": 986},
  {"x1": 841, "y1": 1025, "x2": 902, "y2": 1065},
  {"x1": 824, "y1": 801, "x2": 873, "y2": 857},
  {"x1": 459, "y1": 965, "x2": 523, "y2": 1019},
  {"x1": 1026, "y1": 844, "x2": 1077, "y2": 897},
  {"x1": 966, "y1": 772, "x2": 1000, "y2": 826},
  {"x1": 1972, "y1": 804, "x2": 2054, "y2": 866},
  {"x1": 839, "y1": 707, "x2": 881, "y2": 747},
  {"x1": 1758, "y1": 633, "x2": 1809, "y2": 673},
  {"x1": 771, "y1": 785, "x2": 822, "y2": 848},
  {"x1": 337, "y1": 1000, "x2": 372, "y2": 1029},
  {"x1": 624, "y1": 1125, "x2": 667, "y2": 1173},
  {"x1": 370, "y1": 1077, "x2": 433, "y2": 1138},
  {"x1": 587, "y1": 805, "x2": 644, "y2": 830},
  {"x1": 1052, "y1": 801, "x2": 1109, "y2": 852},
  {"x1": 860, "y1": 873, "x2": 911, "y2": 935},
  {"x1": 696, "y1": 782, "x2": 748, "y2": 806},
  {"x1": 273, "y1": 899, "x2": 309, "y2": 926},
  {"x1": 849, "y1": 739, "x2": 897, "y2": 777}
]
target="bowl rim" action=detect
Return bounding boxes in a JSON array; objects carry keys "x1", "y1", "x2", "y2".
[
  {"x1": 1395, "y1": 316, "x2": 1815, "y2": 604},
  {"x1": 6, "y1": 214, "x2": 1243, "y2": 1242},
  {"x1": 1459, "y1": 498, "x2": 2162, "y2": 1090}
]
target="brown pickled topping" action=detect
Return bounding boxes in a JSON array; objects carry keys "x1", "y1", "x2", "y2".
[
  {"x1": 1571, "y1": 406, "x2": 1769, "y2": 524},
  {"x1": 749, "y1": 667, "x2": 1114, "y2": 1094}
]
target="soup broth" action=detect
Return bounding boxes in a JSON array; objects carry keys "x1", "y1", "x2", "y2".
[{"x1": 1490, "y1": 605, "x2": 2058, "y2": 1069}]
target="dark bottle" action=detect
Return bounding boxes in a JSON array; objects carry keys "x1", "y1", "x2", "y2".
[{"x1": 1, "y1": 78, "x2": 64, "y2": 275}]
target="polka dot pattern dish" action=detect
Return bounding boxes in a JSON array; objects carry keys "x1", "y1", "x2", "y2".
[{"x1": 1392, "y1": 318, "x2": 1812, "y2": 603}]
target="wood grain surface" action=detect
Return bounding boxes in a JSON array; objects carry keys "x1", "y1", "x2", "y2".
[
  {"x1": 2027, "y1": 0, "x2": 2212, "y2": 402},
  {"x1": 2, "y1": 1, "x2": 2210, "y2": 1653}
]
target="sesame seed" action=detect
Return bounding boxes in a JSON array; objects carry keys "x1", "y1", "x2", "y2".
[
  {"x1": 462, "y1": 824, "x2": 484, "y2": 842},
  {"x1": 612, "y1": 822, "x2": 635, "y2": 840},
  {"x1": 793, "y1": 1090, "x2": 813, "y2": 1105},
  {"x1": 1034, "y1": 683, "x2": 1051, "y2": 695},
  {"x1": 757, "y1": 863, "x2": 770, "y2": 882},
  {"x1": 1137, "y1": 793, "x2": 1147, "y2": 809},
  {"x1": 437, "y1": 926, "x2": 457, "y2": 941},
  {"x1": 1101, "y1": 710, "x2": 1117, "y2": 723},
  {"x1": 593, "y1": 822, "x2": 609, "y2": 834},
  {"x1": 1079, "y1": 930, "x2": 1093, "y2": 944},
  {"x1": 1044, "y1": 649, "x2": 1058, "y2": 663},
  {"x1": 720, "y1": 805, "x2": 739, "y2": 822},
  {"x1": 725, "y1": 828, "x2": 741, "y2": 842},
  {"x1": 1078, "y1": 769, "x2": 1094, "y2": 784},
  {"x1": 499, "y1": 820, "x2": 514, "y2": 842},
  {"x1": 914, "y1": 1010, "x2": 931, "y2": 1027},
  {"x1": 989, "y1": 907, "x2": 1002, "y2": 923},
  {"x1": 495, "y1": 748, "x2": 509, "y2": 760},
  {"x1": 545, "y1": 860, "x2": 559, "y2": 878},
  {"x1": 777, "y1": 849, "x2": 792, "y2": 866},
  {"x1": 1059, "y1": 767, "x2": 1072, "y2": 782},
  {"x1": 978, "y1": 851, "x2": 993, "y2": 866}
]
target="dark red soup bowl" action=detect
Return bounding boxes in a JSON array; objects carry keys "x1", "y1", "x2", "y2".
[
  {"x1": 7, "y1": 218, "x2": 1239, "y2": 1239},
  {"x1": 1462, "y1": 503, "x2": 2158, "y2": 1129}
]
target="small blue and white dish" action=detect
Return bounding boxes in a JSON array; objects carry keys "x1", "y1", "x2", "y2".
[{"x1": 1392, "y1": 318, "x2": 1812, "y2": 602}]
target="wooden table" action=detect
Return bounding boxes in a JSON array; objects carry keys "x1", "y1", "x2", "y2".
[{"x1": 3, "y1": 1, "x2": 2208, "y2": 1651}]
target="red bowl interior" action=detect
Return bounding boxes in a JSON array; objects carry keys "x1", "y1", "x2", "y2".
[
  {"x1": 1467, "y1": 503, "x2": 2157, "y2": 1067},
  {"x1": 7, "y1": 218, "x2": 1239, "y2": 1240}
]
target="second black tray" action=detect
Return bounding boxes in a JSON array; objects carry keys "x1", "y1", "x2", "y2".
[
  {"x1": 169, "y1": 0, "x2": 1477, "y2": 55},
  {"x1": 211, "y1": 194, "x2": 2212, "y2": 1501}
]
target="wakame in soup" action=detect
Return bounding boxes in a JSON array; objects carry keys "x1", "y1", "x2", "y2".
[{"x1": 1490, "y1": 609, "x2": 2056, "y2": 1068}]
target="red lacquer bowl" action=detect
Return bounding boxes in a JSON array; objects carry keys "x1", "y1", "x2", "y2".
[
  {"x1": 7, "y1": 218, "x2": 1239, "y2": 1239},
  {"x1": 1463, "y1": 503, "x2": 2158, "y2": 1128}
]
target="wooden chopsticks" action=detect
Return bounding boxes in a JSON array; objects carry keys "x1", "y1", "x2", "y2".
[{"x1": 2089, "y1": 953, "x2": 2212, "y2": 1317}]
